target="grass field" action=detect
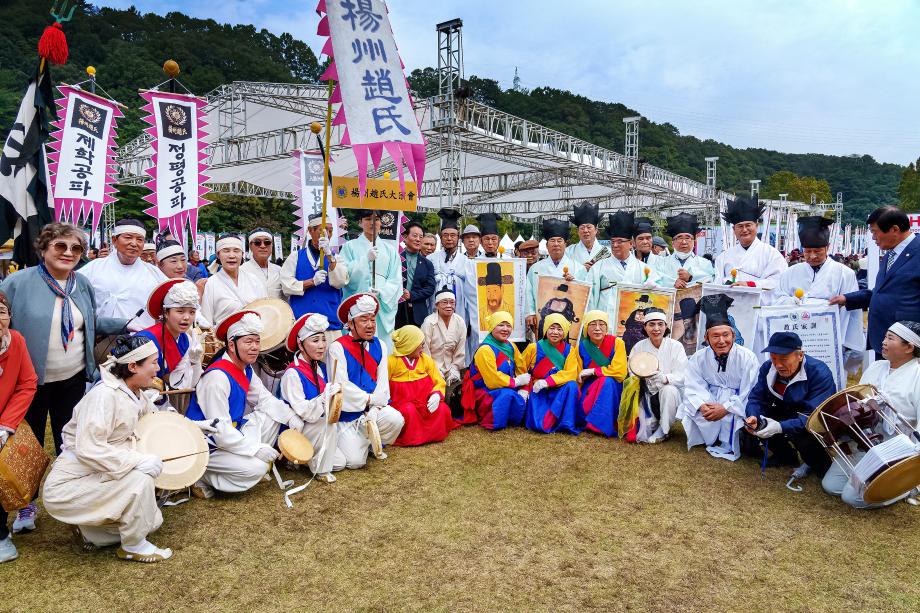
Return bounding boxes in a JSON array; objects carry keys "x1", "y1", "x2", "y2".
[{"x1": 2, "y1": 423, "x2": 919, "y2": 612}]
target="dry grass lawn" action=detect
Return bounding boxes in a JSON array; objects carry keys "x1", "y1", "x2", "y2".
[{"x1": 2, "y1": 424, "x2": 919, "y2": 612}]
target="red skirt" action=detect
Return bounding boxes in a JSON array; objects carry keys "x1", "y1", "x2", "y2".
[{"x1": 390, "y1": 376, "x2": 459, "y2": 446}]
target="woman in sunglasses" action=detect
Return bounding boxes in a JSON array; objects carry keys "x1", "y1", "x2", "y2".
[{"x1": 0, "y1": 222, "x2": 127, "y2": 535}]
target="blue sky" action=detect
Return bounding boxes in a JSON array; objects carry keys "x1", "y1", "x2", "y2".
[{"x1": 95, "y1": 0, "x2": 920, "y2": 165}]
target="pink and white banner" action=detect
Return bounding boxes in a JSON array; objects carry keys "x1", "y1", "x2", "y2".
[
  {"x1": 292, "y1": 150, "x2": 342, "y2": 249},
  {"x1": 47, "y1": 86, "x2": 122, "y2": 233},
  {"x1": 316, "y1": 0, "x2": 426, "y2": 201},
  {"x1": 139, "y1": 90, "x2": 209, "y2": 245}
]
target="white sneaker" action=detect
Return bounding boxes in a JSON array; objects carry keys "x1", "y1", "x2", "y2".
[
  {"x1": 0, "y1": 536, "x2": 18, "y2": 563},
  {"x1": 191, "y1": 480, "x2": 214, "y2": 499},
  {"x1": 12, "y1": 503, "x2": 37, "y2": 533}
]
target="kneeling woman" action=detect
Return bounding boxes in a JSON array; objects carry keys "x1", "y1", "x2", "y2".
[
  {"x1": 388, "y1": 325, "x2": 459, "y2": 446},
  {"x1": 136, "y1": 279, "x2": 204, "y2": 391},
  {"x1": 576, "y1": 310, "x2": 627, "y2": 437},
  {"x1": 460, "y1": 311, "x2": 530, "y2": 430},
  {"x1": 523, "y1": 314, "x2": 580, "y2": 434},
  {"x1": 279, "y1": 313, "x2": 342, "y2": 482},
  {"x1": 42, "y1": 336, "x2": 173, "y2": 563}
]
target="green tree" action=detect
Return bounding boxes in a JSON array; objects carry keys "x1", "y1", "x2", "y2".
[{"x1": 898, "y1": 159, "x2": 920, "y2": 212}]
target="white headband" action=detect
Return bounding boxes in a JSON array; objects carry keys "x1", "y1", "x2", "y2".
[
  {"x1": 228, "y1": 312, "x2": 263, "y2": 340},
  {"x1": 644, "y1": 311, "x2": 667, "y2": 324},
  {"x1": 435, "y1": 290, "x2": 455, "y2": 304},
  {"x1": 889, "y1": 322, "x2": 920, "y2": 349},
  {"x1": 216, "y1": 236, "x2": 244, "y2": 252},
  {"x1": 163, "y1": 281, "x2": 200, "y2": 310},
  {"x1": 249, "y1": 230, "x2": 272, "y2": 242},
  {"x1": 156, "y1": 244, "x2": 185, "y2": 261},
  {"x1": 143, "y1": 242, "x2": 157, "y2": 251},
  {"x1": 298, "y1": 313, "x2": 330, "y2": 342},
  {"x1": 349, "y1": 295, "x2": 378, "y2": 321},
  {"x1": 308, "y1": 215, "x2": 325, "y2": 228},
  {"x1": 99, "y1": 339, "x2": 159, "y2": 389},
  {"x1": 113, "y1": 224, "x2": 146, "y2": 239}
]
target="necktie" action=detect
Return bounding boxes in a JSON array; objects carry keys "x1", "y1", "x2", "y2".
[
  {"x1": 885, "y1": 250, "x2": 897, "y2": 271},
  {"x1": 714, "y1": 352, "x2": 729, "y2": 372},
  {"x1": 620, "y1": 260, "x2": 627, "y2": 269},
  {"x1": 677, "y1": 256, "x2": 689, "y2": 267}
]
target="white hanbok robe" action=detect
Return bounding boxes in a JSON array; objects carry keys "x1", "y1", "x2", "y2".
[
  {"x1": 42, "y1": 382, "x2": 162, "y2": 547},
  {"x1": 678, "y1": 344, "x2": 760, "y2": 461},
  {"x1": 192, "y1": 363, "x2": 299, "y2": 493},
  {"x1": 525, "y1": 254, "x2": 576, "y2": 316},
  {"x1": 588, "y1": 254, "x2": 659, "y2": 318},
  {"x1": 338, "y1": 235, "x2": 402, "y2": 350},
  {"x1": 421, "y1": 311, "x2": 467, "y2": 382},
  {"x1": 429, "y1": 248, "x2": 478, "y2": 361},
  {"x1": 631, "y1": 337, "x2": 688, "y2": 442},
  {"x1": 775, "y1": 260, "x2": 865, "y2": 351},
  {"x1": 325, "y1": 337, "x2": 405, "y2": 469},
  {"x1": 241, "y1": 258, "x2": 284, "y2": 300},
  {"x1": 565, "y1": 240, "x2": 603, "y2": 282},
  {"x1": 78, "y1": 253, "x2": 167, "y2": 328},
  {"x1": 279, "y1": 355, "x2": 338, "y2": 475},
  {"x1": 656, "y1": 251, "x2": 716, "y2": 288},
  {"x1": 200, "y1": 267, "x2": 268, "y2": 328},
  {"x1": 714, "y1": 237, "x2": 787, "y2": 306},
  {"x1": 822, "y1": 359, "x2": 920, "y2": 508}
]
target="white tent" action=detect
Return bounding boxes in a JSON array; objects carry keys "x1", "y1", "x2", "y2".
[
  {"x1": 499, "y1": 233, "x2": 515, "y2": 253},
  {"x1": 538, "y1": 239, "x2": 548, "y2": 255}
]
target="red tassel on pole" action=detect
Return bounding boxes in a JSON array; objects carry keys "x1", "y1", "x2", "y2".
[{"x1": 38, "y1": 22, "x2": 68, "y2": 66}]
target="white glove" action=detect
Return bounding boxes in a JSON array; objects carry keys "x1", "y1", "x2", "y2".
[
  {"x1": 367, "y1": 246, "x2": 378, "y2": 261},
  {"x1": 368, "y1": 286, "x2": 380, "y2": 297},
  {"x1": 318, "y1": 235, "x2": 330, "y2": 250},
  {"x1": 753, "y1": 417, "x2": 783, "y2": 439},
  {"x1": 288, "y1": 414, "x2": 305, "y2": 432},
  {"x1": 366, "y1": 405, "x2": 382, "y2": 421},
  {"x1": 446, "y1": 369, "x2": 461, "y2": 385},
  {"x1": 532, "y1": 379, "x2": 548, "y2": 393},
  {"x1": 135, "y1": 454, "x2": 163, "y2": 478},
  {"x1": 192, "y1": 419, "x2": 218, "y2": 434},
  {"x1": 254, "y1": 445, "x2": 280, "y2": 463},
  {"x1": 579, "y1": 368, "x2": 596, "y2": 380},
  {"x1": 323, "y1": 382, "x2": 342, "y2": 400},
  {"x1": 312, "y1": 269, "x2": 328, "y2": 285},
  {"x1": 426, "y1": 394, "x2": 440, "y2": 413},
  {"x1": 513, "y1": 373, "x2": 531, "y2": 388},
  {"x1": 187, "y1": 343, "x2": 204, "y2": 364},
  {"x1": 645, "y1": 372, "x2": 666, "y2": 395},
  {"x1": 0, "y1": 429, "x2": 10, "y2": 449},
  {"x1": 643, "y1": 279, "x2": 657, "y2": 288},
  {"x1": 517, "y1": 389, "x2": 530, "y2": 402}
]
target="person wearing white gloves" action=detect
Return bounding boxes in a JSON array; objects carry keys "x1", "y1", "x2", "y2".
[
  {"x1": 42, "y1": 336, "x2": 196, "y2": 563},
  {"x1": 337, "y1": 210, "x2": 402, "y2": 350},
  {"x1": 743, "y1": 331, "x2": 835, "y2": 477},
  {"x1": 281, "y1": 213, "x2": 349, "y2": 344},
  {"x1": 385, "y1": 325, "x2": 459, "y2": 446},
  {"x1": 325, "y1": 293, "x2": 405, "y2": 468},
  {"x1": 458, "y1": 311, "x2": 530, "y2": 431},
  {"x1": 135, "y1": 279, "x2": 205, "y2": 392},
  {"x1": 574, "y1": 310, "x2": 628, "y2": 437},
  {"x1": 185, "y1": 310, "x2": 305, "y2": 498},
  {"x1": 279, "y1": 313, "x2": 343, "y2": 483},
  {"x1": 630, "y1": 309, "x2": 689, "y2": 443},
  {"x1": 421, "y1": 287, "x2": 467, "y2": 418}
]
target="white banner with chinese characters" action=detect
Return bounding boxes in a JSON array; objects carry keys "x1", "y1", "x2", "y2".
[
  {"x1": 47, "y1": 86, "x2": 122, "y2": 233},
  {"x1": 139, "y1": 90, "x2": 209, "y2": 245},
  {"x1": 316, "y1": 0, "x2": 426, "y2": 201},
  {"x1": 760, "y1": 305, "x2": 844, "y2": 390},
  {"x1": 292, "y1": 150, "x2": 342, "y2": 250}
]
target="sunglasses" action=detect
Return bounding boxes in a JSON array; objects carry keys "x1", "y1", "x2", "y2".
[
  {"x1": 250, "y1": 239, "x2": 272, "y2": 247},
  {"x1": 50, "y1": 241, "x2": 84, "y2": 256}
]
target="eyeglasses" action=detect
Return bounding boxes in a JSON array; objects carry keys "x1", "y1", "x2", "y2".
[
  {"x1": 50, "y1": 241, "x2": 84, "y2": 256},
  {"x1": 250, "y1": 239, "x2": 272, "y2": 247}
]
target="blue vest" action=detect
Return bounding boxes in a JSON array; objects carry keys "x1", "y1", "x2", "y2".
[
  {"x1": 135, "y1": 329, "x2": 189, "y2": 379},
  {"x1": 290, "y1": 246, "x2": 343, "y2": 329},
  {"x1": 186, "y1": 360, "x2": 253, "y2": 430},
  {"x1": 337, "y1": 336, "x2": 383, "y2": 422},
  {"x1": 280, "y1": 361, "x2": 326, "y2": 404}
]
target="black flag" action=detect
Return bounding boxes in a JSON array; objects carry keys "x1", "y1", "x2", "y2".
[{"x1": 0, "y1": 64, "x2": 55, "y2": 266}]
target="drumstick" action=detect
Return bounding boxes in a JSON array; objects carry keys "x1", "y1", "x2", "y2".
[{"x1": 161, "y1": 449, "x2": 210, "y2": 462}]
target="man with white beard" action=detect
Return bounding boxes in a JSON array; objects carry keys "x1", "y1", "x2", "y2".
[
  {"x1": 428, "y1": 209, "x2": 478, "y2": 361},
  {"x1": 714, "y1": 195, "x2": 787, "y2": 306}
]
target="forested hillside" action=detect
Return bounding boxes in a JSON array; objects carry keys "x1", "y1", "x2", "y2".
[{"x1": 0, "y1": 2, "x2": 907, "y2": 232}]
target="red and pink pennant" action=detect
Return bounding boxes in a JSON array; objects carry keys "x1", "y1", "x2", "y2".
[
  {"x1": 47, "y1": 85, "x2": 122, "y2": 233},
  {"x1": 138, "y1": 90, "x2": 209, "y2": 245}
]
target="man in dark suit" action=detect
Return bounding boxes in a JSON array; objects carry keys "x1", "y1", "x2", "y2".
[
  {"x1": 830, "y1": 206, "x2": 920, "y2": 358},
  {"x1": 396, "y1": 221, "x2": 436, "y2": 329}
]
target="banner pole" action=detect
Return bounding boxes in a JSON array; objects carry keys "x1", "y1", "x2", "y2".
[{"x1": 319, "y1": 79, "x2": 334, "y2": 268}]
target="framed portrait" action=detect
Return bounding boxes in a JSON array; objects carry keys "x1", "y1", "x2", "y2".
[
  {"x1": 475, "y1": 258, "x2": 527, "y2": 342},
  {"x1": 612, "y1": 284, "x2": 676, "y2": 353},
  {"x1": 671, "y1": 284, "x2": 703, "y2": 356},
  {"x1": 536, "y1": 276, "x2": 592, "y2": 342},
  {"x1": 697, "y1": 283, "x2": 763, "y2": 349}
]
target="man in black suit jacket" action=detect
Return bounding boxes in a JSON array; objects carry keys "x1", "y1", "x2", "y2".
[
  {"x1": 396, "y1": 221, "x2": 436, "y2": 329},
  {"x1": 830, "y1": 206, "x2": 920, "y2": 358}
]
